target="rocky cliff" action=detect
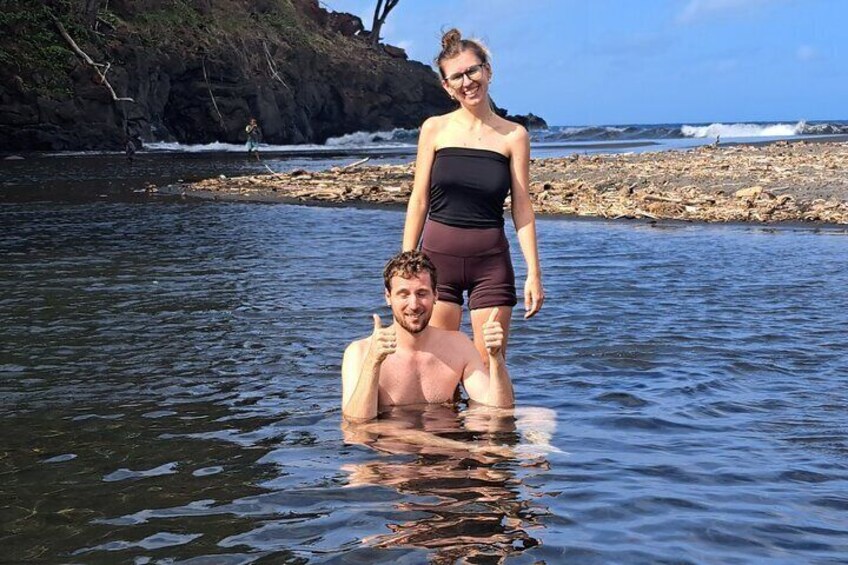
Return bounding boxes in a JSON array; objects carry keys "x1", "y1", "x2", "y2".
[{"x1": 0, "y1": 0, "x2": 454, "y2": 151}]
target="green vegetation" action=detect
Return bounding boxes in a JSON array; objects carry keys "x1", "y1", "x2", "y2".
[
  {"x1": 124, "y1": 0, "x2": 308, "y2": 52},
  {"x1": 0, "y1": 0, "x2": 81, "y2": 94},
  {"x1": 122, "y1": 0, "x2": 359, "y2": 70},
  {"x1": 131, "y1": 0, "x2": 206, "y2": 47},
  {"x1": 256, "y1": 4, "x2": 313, "y2": 51},
  {"x1": 0, "y1": 0, "x2": 379, "y2": 97},
  {"x1": 95, "y1": 5, "x2": 121, "y2": 29}
]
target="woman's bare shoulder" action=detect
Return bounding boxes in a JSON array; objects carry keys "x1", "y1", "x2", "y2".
[
  {"x1": 422, "y1": 112, "x2": 456, "y2": 133},
  {"x1": 418, "y1": 117, "x2": 443, "y2": 152},
  {"x1": 494, "y1": 117, "x2": 528, "y2": 140}
]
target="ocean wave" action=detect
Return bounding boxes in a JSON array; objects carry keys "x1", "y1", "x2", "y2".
[
  {"x1": 43, "y1": 121, "x2": 848, "y2": 156},
  {"x1": 324, "y1": 128, "x2": 419, "y2": 147},
  {"x1": 532, "y1": 121, "x2": 848, "y2": 143},
  {"x1": 680, "y1": 122, "x2": 803, "y2": 139},
  {"x1": 45, "y1": 142, "x2": 314, "y2": 156},
  {"x1": 142, "y1": 139, "x2": 413, "y2": 153},
  {"x1": 798, "y1": 122, "x2": 848, "y2": 135},
  {"x1": 144, "y1": 141, "x2": 267, "y2": 153},
  {"x1": 535, "y1": 125, "x2": 686, "y2": 142}
]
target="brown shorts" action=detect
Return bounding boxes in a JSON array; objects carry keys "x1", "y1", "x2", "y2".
[{"x1": 421, "y1": 220, "x2": 518, "y2": 310}]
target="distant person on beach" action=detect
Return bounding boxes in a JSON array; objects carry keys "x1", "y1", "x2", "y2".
[
  {"x1": 125, "y1": 135, "x2": 136, "y2": 164},
  {"x1": 402, "y1": 28, "x2": 544, "y2": 364},
  {"x1": 341, "y1": 251, "x2": 514, "y2": 422},
  {"x1": 245, "y1": 117, "x2": 261, "y2": 160}
]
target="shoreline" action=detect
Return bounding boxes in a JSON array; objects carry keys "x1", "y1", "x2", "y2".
[
  {"x1": 168, "y1": 139, "x2": 848, "y2": 225},
  {"x1": 161, "y1": 189, "x2": 848, "y2": 232}
]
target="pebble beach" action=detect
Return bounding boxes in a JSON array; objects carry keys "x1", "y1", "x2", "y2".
[{"x1": 172, "y1": 139, "x2": 848, "y2": 225}]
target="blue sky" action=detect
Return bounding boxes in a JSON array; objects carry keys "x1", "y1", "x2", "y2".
[{"x1": 326, "y1": 0, "x2": 847, "y2": 126}]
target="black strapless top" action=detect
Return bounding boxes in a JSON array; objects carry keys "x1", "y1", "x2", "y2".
[{"x1": 428, "y1": 147, "x2": 511, "y2": 229}]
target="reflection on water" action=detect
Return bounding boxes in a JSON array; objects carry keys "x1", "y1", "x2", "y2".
[
  {"x1": 0, "y1": 152, "x2": 412, "y2": 203},
  {"x1": 342, "y1": 404, "x2": 553, "y2": 563},
  {"x1": 1, "y1": 202, "x2": 848, "y2": 563}
]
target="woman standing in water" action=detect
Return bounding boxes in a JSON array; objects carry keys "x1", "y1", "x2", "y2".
[{"x1": 402, "y1": 29, "x2": 544, "y2": 362}]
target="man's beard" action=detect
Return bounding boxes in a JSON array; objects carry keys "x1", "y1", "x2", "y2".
[{"x1": 393, "y1": 309, "x2": 431, "y2": 334}]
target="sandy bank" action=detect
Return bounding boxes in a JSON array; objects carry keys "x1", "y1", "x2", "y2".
[{"x1": 171, "y1": 140, "x2": 848, "y2": 225}]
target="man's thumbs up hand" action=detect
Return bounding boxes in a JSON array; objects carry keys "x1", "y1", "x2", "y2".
[
  {"x1": 368, "y1": 314, "x2": 397, "y2": 363},
  {"x1": 483, "y1": 308, "x2": 504, "y2": 358}
]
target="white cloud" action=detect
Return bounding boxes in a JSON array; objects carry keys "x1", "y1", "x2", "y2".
[
  {"x1": 796, "y1": 45, "x2": 817, "y2": 62},
  {"x1": 677, "y1": 0, "x2": 775, "y2": 24}
]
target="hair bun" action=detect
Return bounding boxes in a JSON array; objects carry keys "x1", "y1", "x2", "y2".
[
  {"x1": 441, "y1": 28, "x2": 462, "y2": 50},
  {"x1": 435, "y1": 28, "x2": 490, "y2": 77}
]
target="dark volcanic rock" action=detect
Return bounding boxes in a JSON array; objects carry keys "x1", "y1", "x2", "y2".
[
  {"x1": 509, "y1": 112, "x2": 548, "y2": 130},
  {"x1": 327, "y1": 12, "x2": 365, "y2": 36},
  {"x1": 0, "y1": 0, "x2": 453, "y2": 151},
  {"x1": 383, "y1": 45, "x2": 408, "y2": 59},
  {"x1": 491, "y1": 102, "x2": 549, "y2": 130}
]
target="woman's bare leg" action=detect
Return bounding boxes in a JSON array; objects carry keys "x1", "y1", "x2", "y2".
[
  {"x1": 430, "y1": 301, "x2": 464, "y2": 401},
  {"x1": 430, "y1": 300, "x2": 462, "y2": 331}
]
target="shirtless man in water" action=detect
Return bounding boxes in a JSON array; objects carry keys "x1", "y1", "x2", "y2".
[{"x1": 342, "y1": 251, "x2": 514, "y2": 422}]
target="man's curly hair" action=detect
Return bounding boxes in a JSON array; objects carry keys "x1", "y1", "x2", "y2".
[{"x1": 383, "y1": 251, "x2": 438, "y2": 291}]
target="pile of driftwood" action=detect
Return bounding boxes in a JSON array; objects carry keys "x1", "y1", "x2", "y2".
[{"x1": 177, "y1": 141, "x2": 848, "y2": 225}]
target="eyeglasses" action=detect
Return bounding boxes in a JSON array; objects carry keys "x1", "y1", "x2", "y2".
[{"x1": 444, "y1": 64, "x2": 485, "y2": 88}]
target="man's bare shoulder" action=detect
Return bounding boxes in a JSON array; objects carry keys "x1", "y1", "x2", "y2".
[
  {"x1": 350, "y1": 334, "x2": 372, "y2": 348},
  {"x1": 344, "y1": 335, "x2": 372, "y2": 359}
]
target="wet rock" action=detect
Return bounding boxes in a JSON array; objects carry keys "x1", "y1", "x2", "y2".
[
  {"x1": 735, "y1": 186, "x2": 763, "y2": 200},
  {"x1": 177, "y1": 140, "x2": 848, "y2": 225}
]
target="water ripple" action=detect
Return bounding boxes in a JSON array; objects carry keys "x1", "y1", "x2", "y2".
[{"x1": 2, "y1": 204, "x2": 848, "y2": 562}]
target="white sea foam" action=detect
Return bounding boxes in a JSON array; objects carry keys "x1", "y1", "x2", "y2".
[
  {"x1": 41, "y1": 121, "x2": 844, "y2": 157},
  {"x1": 681, "y1": 122, "x2": 804, "y2": 139},
  {"x1": 555, "y1": 125, "x2": 626, "y2": 135},
  {"x1": 143, "y1": 140, "x2": 408, "y2": 153},
  {"x1": 140, "y1": 129, "x2": 418, "y2": 153},
  {"x1": 144, "y1": 141, "x2": 324, "y2": 153}
]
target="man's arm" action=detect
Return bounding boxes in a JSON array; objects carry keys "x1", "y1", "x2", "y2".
[
  {"x1": 341, "y1": 315, "x2": 396, "y2": 422},
  {"x1": 461, "y1": 309, "x2": 515, "y2": 408}
]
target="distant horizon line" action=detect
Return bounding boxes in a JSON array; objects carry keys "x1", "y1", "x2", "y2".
[{"x1": 528, "y1": 118, "x2": 848, "y2": 127}]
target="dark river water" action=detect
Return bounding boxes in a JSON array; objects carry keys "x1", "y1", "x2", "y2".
[{"x1": 2, "y1": 194, "x2": 848, "y2": 563}]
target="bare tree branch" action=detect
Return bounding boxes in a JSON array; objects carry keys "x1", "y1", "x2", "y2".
[
  {"x1": 201, "y1": 57, "x2": 225, "y2": 129},
  {"x1": 52, "y1": 16, "x2": 133, "y2": 102},
  {"x1": 370, "y1": 0, "x2": 400, "y2": 46},
  {"x1": 263, "y1": 41, "x2": 290, "y2": 91}
]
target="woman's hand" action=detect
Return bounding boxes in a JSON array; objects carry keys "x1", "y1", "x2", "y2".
[{"x1": 523, "y1": 273, "x2": 544, "y2": 319}]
